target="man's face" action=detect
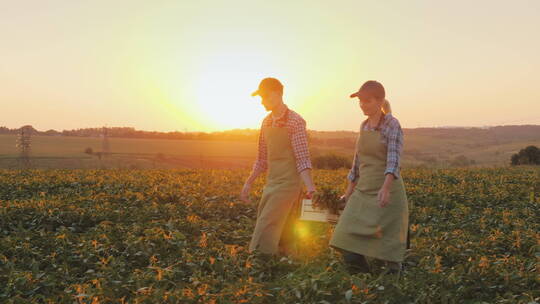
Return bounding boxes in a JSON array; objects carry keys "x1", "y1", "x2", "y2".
[{"x1": 260, "y1": 91, "x2": 279, "y2": 111}]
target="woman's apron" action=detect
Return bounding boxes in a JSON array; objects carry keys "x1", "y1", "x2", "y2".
[
  {"x1": 248, "y1": 126, "x2": 303, "y2": 254},
  {"x1": 329, "y1": 128, "x2": 409, "y2": 262}
]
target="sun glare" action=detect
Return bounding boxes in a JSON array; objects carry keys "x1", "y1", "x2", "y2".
[
  {"x1": 296, "y1": 222, "x2": 310, "y2": 239},
  {"x1": 193, "y1": 51, "x2": 280, "y2": 131}
]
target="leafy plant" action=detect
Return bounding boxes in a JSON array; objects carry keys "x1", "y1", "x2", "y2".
[
  {"x1": 313, "y1": 185, "x2": 343, "y2": 214},
  {"x1": 0, "y1": 167, "x2": 538, "y2": 303}
]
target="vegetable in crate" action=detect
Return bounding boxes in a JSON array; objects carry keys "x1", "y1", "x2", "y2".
[{"x1": 312, "y1": 186, "x2": 344, "y2": 215}]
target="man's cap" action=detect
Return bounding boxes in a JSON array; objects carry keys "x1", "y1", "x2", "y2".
[
  {"x1": 350, "y1": 80, "x2": 385, "y2": 99},
  {"x1": 251, "y1": 77, "x2": 283, "y2": 97}
]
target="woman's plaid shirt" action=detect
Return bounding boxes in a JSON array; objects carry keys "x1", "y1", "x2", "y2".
[{"x1": 348, "y1": 113, "x2": 404, "y2": 182}]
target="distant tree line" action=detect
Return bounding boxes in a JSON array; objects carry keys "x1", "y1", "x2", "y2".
[
  {"x1": 0, "y1": 125, "x2": 353, "y2": 145},
  {"x1": 0, "y1": 126, "x2": 260, "y2": 142},
  {"x1": 1, "y1": 125, "x2": 539, "y2": 147}
]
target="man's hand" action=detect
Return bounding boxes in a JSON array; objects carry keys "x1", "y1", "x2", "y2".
[
  {"x1": 305, "y1": 187, "x2": 316, "y2": 199},
  {"x1": 377, "y1": 187, "x2": 391, "y2": 208},
  {"x1": 240, "y1": 183, "x2": 251, "y2": 203},
  {"x1": 299, "y1": 169, "x2": 316, "y2": 200}
]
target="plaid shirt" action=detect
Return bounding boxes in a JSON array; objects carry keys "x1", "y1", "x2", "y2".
[
  {"x1": 252, "y1": 105, "x2": 312, "y2": 174},
  {"x1": 348, "y1": 113, "x2": 404, "y2": 182}
]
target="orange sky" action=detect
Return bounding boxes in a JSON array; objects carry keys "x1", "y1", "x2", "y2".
[{"x1": 1, "y1": 1, "x2": 539, "y2": 132}]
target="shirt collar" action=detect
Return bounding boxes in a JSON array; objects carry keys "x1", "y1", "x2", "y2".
[
  {"x1": 272, "y1": 104, "x2": 289, "y2": 122},
  {"x1": 362, "y1": 112, "x2": 389, "y2": 130}
]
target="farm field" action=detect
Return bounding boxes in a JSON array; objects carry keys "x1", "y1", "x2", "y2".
[
  {"x1": 0, "y1": 135, "x2": 257, "y2": 159},
  {"x1": 0, "y1": 167, "x2": 538, "y2": 303},
  {"x1": 2, "y1": 131, "x2": 540, "y2": 169},
  {"x1": 0, "y1": 135, "x2": 258, "y2": 169}
]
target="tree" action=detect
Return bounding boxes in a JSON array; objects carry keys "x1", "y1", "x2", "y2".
[{"x1": 511, "y1": 145, "x2": 540, "y2": 165}]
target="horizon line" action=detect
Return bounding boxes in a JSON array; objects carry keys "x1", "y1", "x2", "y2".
[{"x1": 2, "y1": 123, "x2": 540, "y2": 135}]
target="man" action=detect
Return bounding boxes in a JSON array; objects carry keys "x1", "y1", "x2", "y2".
[{"x1": 240, "y1": 77, "x2": 316, "y2": 256}]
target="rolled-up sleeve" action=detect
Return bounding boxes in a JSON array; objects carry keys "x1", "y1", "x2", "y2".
[
  {"x1": 252, "y1": 125, "x2": 268, "y2": 175},
  {"x1": 384, "y1": 119, "x2": 403, "y2": 179},
  {"x1": 290, "y1": 118, "x2": 312, "y2": 173}
]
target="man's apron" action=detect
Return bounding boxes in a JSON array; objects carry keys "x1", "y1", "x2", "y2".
[
  {"x1": 248, "y1": 126, "x2": 303, "y2": 254},
  {"x1": 329, "y1": 128, "x2": 409, "y2": 262}
]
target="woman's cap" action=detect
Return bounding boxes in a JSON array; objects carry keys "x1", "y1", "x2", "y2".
[
  {"x1": 350, "y1": 80, "x2": 385, "y2": 99},
  {"x1": 251, "y1": 77, "x2": 284, "y2": 96}
]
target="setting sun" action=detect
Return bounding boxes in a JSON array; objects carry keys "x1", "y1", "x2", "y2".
[{"x1": 193, "y1": 50, "x2": 273, "y2": 130}]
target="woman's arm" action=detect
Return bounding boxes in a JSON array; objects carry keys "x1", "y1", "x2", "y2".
[
  {"x1": 343, "y1": 180, "x2": 358, "y2": 200},
  {"x1": 342, "y1": 133, "x2": 361, "y2": 202},
  {"x1": 378, "y1": 173, "x2": 395, "y2": 207},
  {"x1": 378, "y1": 117, "x2": 403, "y2": 207},
  {"x1": 341, "y1": 147, "x2": 360, "y2": 203},
  {"x1": 384, "y1": 118, "x2": 403, "y2": 179}
]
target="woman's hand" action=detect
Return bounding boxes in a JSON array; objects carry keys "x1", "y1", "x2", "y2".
[
  {"x1": 240, "y1": 183, "x2": 251, "y2": 203},
  {"x1": 338, "y1": 195, "x2": 349, "y2": 210},
  {"x1": 377, "y1": 187, "x2": 391, "y2": 208}
]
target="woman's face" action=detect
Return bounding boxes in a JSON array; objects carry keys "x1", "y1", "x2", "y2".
[{"x1": 358, "y1": 96, "x2": 383, "y2": 116}]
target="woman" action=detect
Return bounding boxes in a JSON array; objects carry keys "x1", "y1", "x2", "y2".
[{"x1": 329, "y1": 80, "x2": 409, "y2": 274}]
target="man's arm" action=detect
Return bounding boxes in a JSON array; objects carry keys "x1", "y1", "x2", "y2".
[
  {"x1": 291, "y1": 118, "x2": 316, "y2": 197},
  {"x1": 299, "y1": 169, "x2": 316, "y2": 198},
  {"x1": 240, "y1": 126, "x2": 267, "y2": 202}
]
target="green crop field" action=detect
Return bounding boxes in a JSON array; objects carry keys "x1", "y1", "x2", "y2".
[{"x1": 0, "y1": 167, "x2": 538, "y2": 303}]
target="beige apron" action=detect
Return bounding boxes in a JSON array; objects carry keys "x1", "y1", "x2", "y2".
[
  {"x1": 248, "y1": 126, "x2": 303, "y2": 254},
  {"x1": 330, "y1": 128, "x2": 409, "y2": 262}
]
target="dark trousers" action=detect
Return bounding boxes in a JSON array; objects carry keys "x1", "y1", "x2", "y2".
[
  {"x1": 337, "y1": 226, "x2": 410, "y2": 273},
  {"x1": 407, "y1": 226, "x2": 410, "y2": 249},
  {"x1": 337, "y1": 248, "x2": 370, "y2": 273},
  {"x1": 341, "y1": 249, "x2": 406, "y2": 273}
]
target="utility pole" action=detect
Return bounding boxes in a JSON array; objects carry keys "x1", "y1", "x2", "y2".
[
  {"x1": 102, "y1": 126, "x2": 111, "y2": 156},
  {"x1": 16, "y1": 125, "x2": 32, "y2": 168}
]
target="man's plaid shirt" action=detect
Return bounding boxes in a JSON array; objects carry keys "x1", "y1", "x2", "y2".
[
  {"x1": 348, "y1": 113, "x2": 404, "y2": 182},
  {"x1": 252, "y1": 105, "x2": 312, "y2": 175}
]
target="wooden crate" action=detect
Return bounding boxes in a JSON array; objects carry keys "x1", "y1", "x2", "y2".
[{"x1": 299, "y1": 199, "x2": 341, "y2": 224}]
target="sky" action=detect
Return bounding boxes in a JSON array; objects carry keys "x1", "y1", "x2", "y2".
[{"x1": 1, "y1": 0, "x2": 539, "y2": 132}]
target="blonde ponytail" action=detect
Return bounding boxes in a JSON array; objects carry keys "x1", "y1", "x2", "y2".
[{"x1": 381, "y1": 99, "x2": 392, "y2": 114}]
